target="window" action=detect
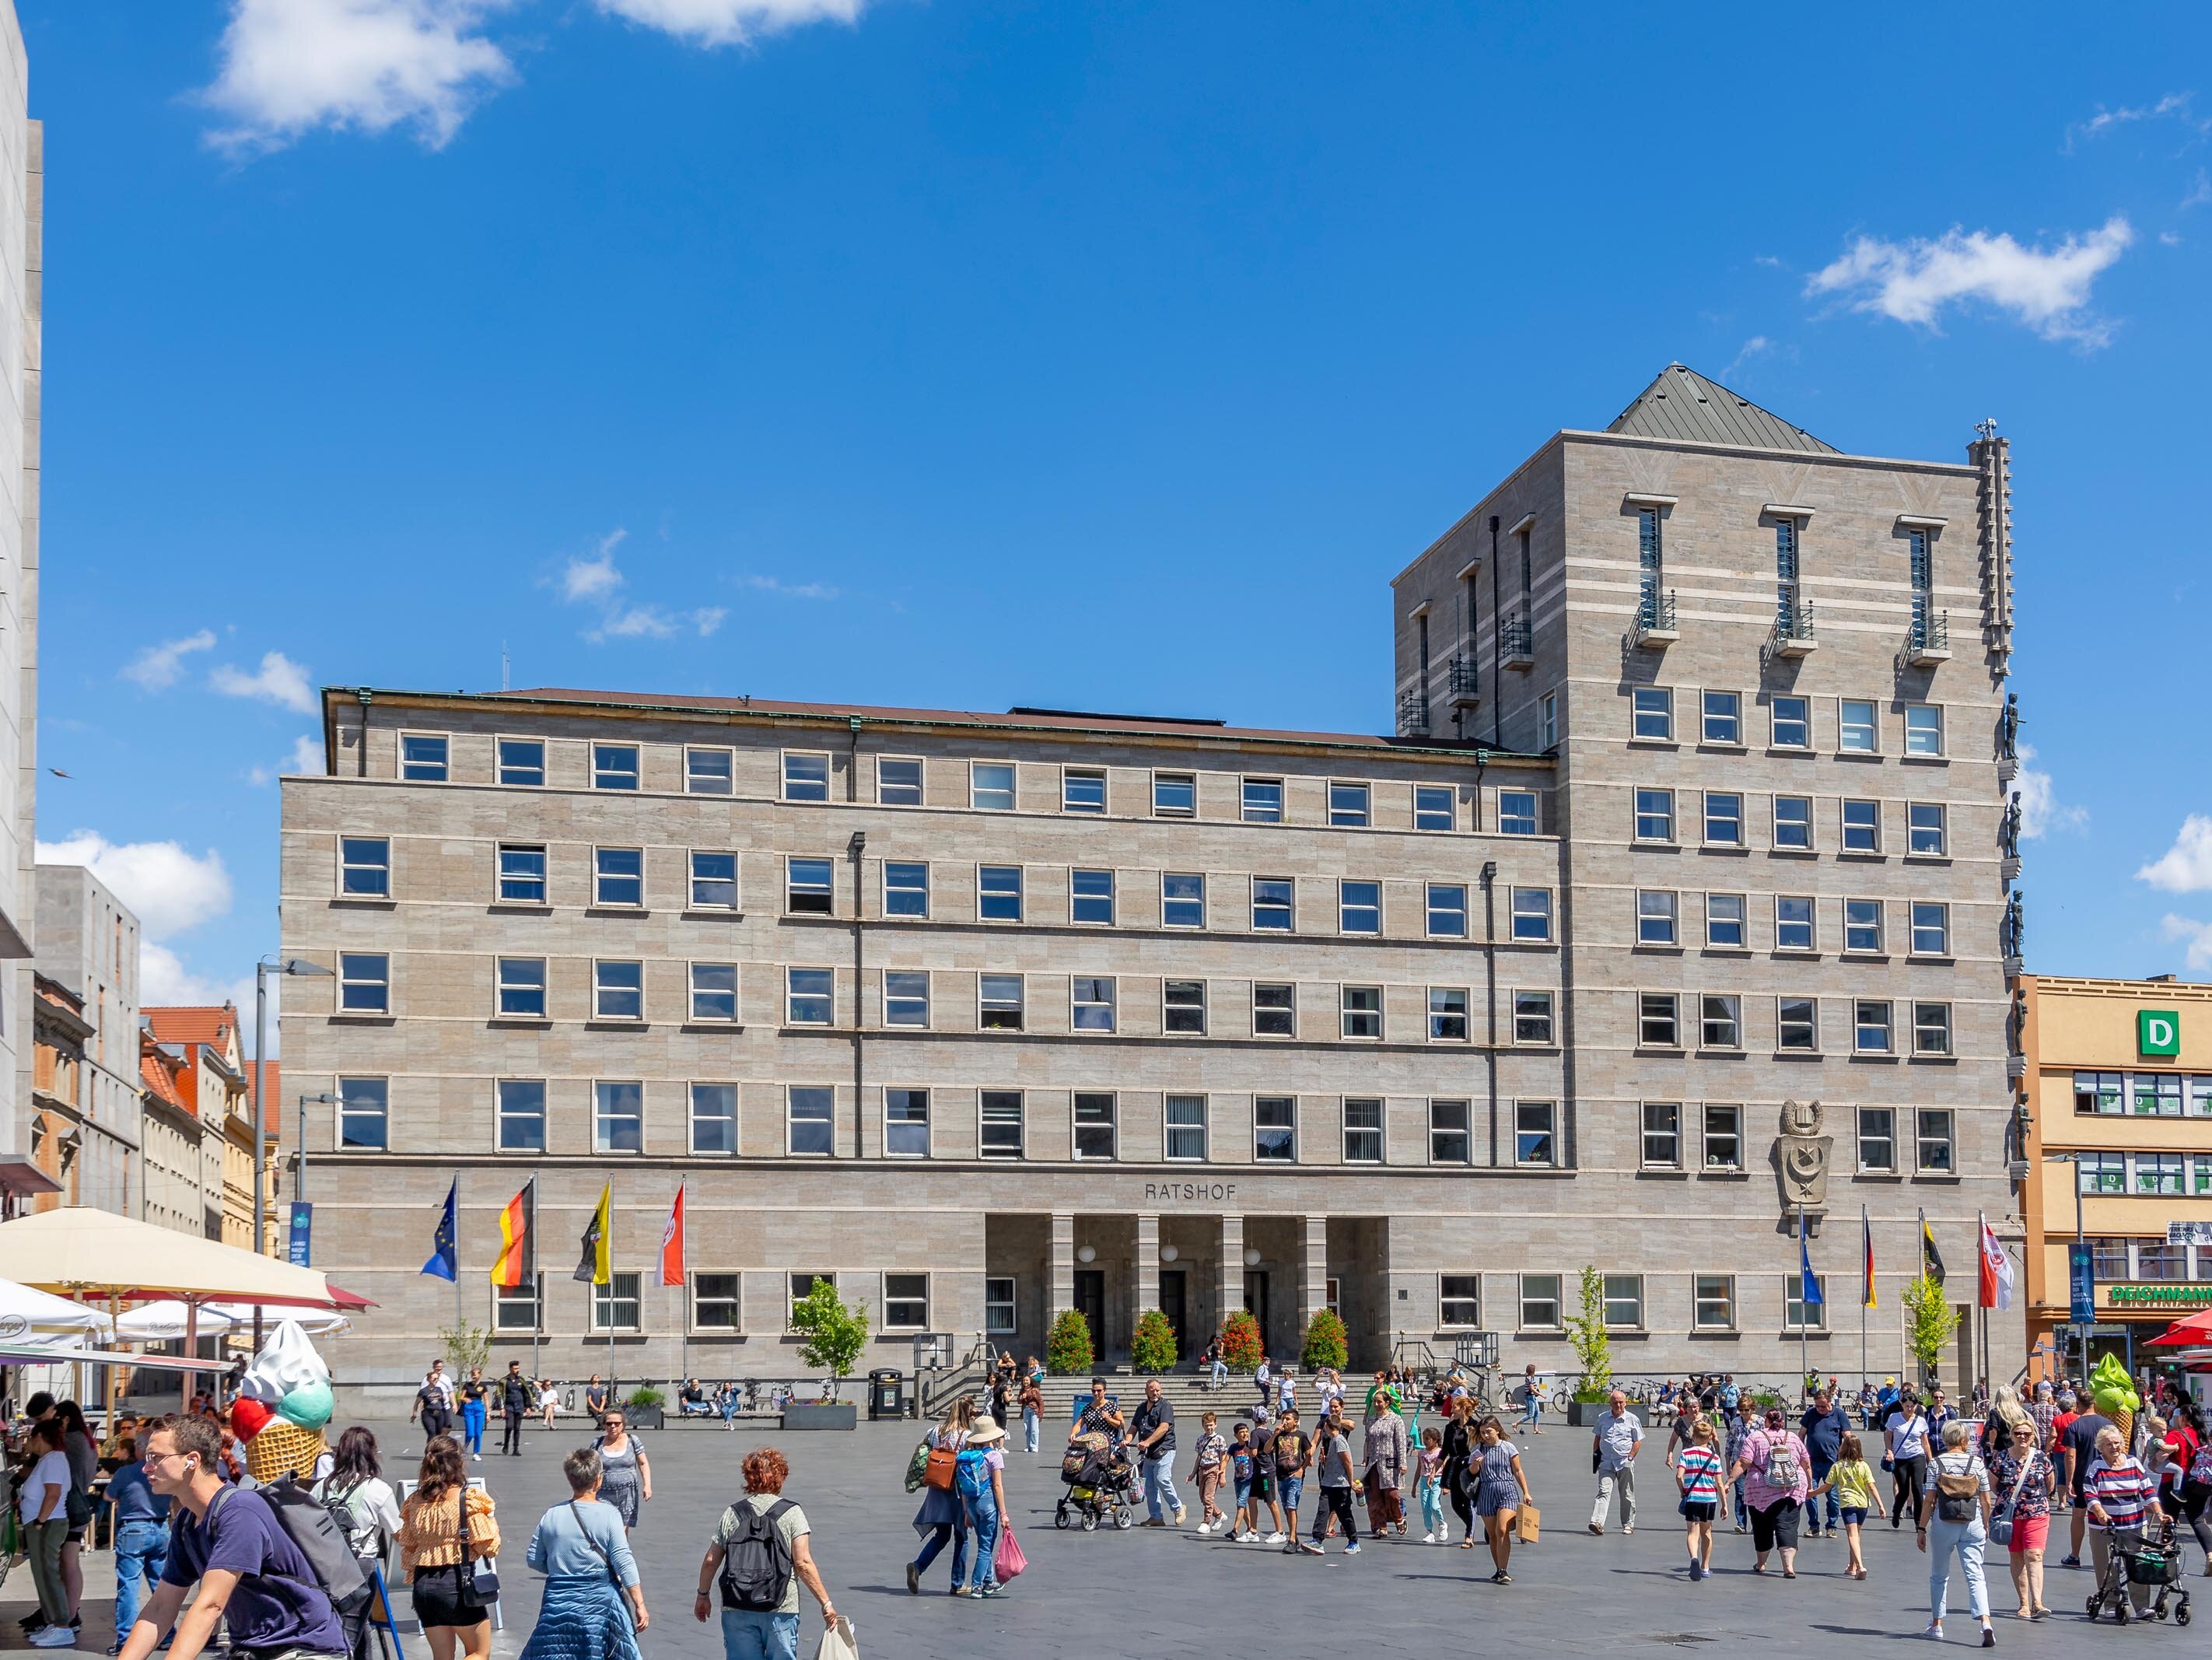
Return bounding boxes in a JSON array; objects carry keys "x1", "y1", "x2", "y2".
[
  {"x1": 1639, "y1": 993, "x2": 1679, "y2": 1048},
  {"x1": 595, "y1": 847, "x2": 644, "y2": 907},
  {"x1": 1427, "y1": 883, "x2": 1468, "y2": 937},
  {"x1": 593, "y1": 744, "x2": 639, "y2": 790},
  {"x1": 1341, "y1": 985, "x2": 1382, "y2": 1039},
  {"x1": 1415, "y1": 786, "x2": 1455, "y2": 831},
  {"x1": 978, "y1": 866, "x2": 1024, "y2": 922},
  {"x1": 1540, "y1": 692, "x2": 1558, "y2": 750},
  {"x1": 882, "y1": 970, "x2": 929, "y2": 1028},
  {"x1": 497, "y1": 957, "x2": 546, "y2": 1018},
  {"x1": 1636, "y1": 889, "x2": 1678, "y2": 946},
  {"x1": 1694, "y1": 1274, "x2": 1735, "y2": 1331},
  {"x1": 494, "y1": 1283, "x2": 541, "y2": 1333},
  {"x1": 1062, "y1": 768, "x2": 1106, "y2": 814},
  {"x1": 1255, "y1": 1096, "x2": 1297, "y2": 1161},
  {"x1": 1253, "y1": 982, "x2": 1296, "y2": 1037},
  {"x1": 971, "y1": 762, "x2": 1017, "y2": 811},
  {"x1": 1839, "y1": 699, "x2": 1878, "y2": 755},
  {"x1": 1702, "y1": 994, "x2": 1740, "y2": 1049},
  {"x1": 1842, "y1": 799, "x2": 1880, "y2": 853},
  {"x1": 1632, "y1": 686, "x2": 1674, "y2": 740},
  {"x1": 1637, "y1": 506, "x2": 1664, "y2": 618},
  {"x1": 1343, "y1": 1098, "x2": 1384, "y2": 1162},
  {"x1": 1914, "y1": 1003, "x2": 1951, "y2": 1056},
  {"x1": 1704, "y1": 792, "x2": 1742, "y2": 846},
  {"x1": 694, "y1": 1273, "x2": 740, "y2": 1331},
  {"x1": 1072, "y1": 976, "x2": 1117, "y2": 1032},
  {"x1": 1430, "y1": 986, "x2": 1469, "y2": 1041},
  {"x1": 691, "y1": 1084, "x2": 736, "y2": 1154},
  {"x1": 337, "y1": 1077, "x2": 387, "y2": 1150},
  {"x1": 1153, "y1": 772, "x2": 1196, "y2": 817},
  {"x1": 400, "y1": 733, "x2": 449, "y2": 781},
  {"x1": 1520, "y1": 1273, "x2": 1563, "y2": 1329},
  {"x1": 1510, "y1": 888, "x2": 1553, "y2": 942},
  {"x1": 1500, "y1": 790, "x2": 1538, "y2": 835},
  {"x1": 1515, "y1": 1100, "x2": 1557, "y2": 1166},
  {"x1": 2088, "y1": 1237, "x2": 2130, "y2": 1279},
  {"x1": 787, "y1": 1087, "x2": 834, "y2": 1155},
  {"x1": 497, "y1": 1079, "x2": 545, "y2": 1152},
  {"x1": 1909, "y1": 803, "x2": 1948, "y2": 856},
  {"x1": 786, "y1": 968, "x2": 833, "y2": 1025},
  {"x1": 1916, "y1": 1109, "x2": 1954, "y2": 1174},
  {"x1": 341, "y1": 837, "x2": 390, "y2": 897},
  {"x1": 1069, "y1": 867, "x2": 1114, "y2": 925},
  {"x1": 594, "y1": 960, "x2": 643, "y2": 1021},
  {"x1": 1440, "y1": 1275, "x2": 1481, "y2": 1329},
  {"x1": 1779, "y1": 996, "x2": 1818, "y2": 1051},
  {"x1": 1910, "y1": 902, "x2": 1949, "y2": 956},
  {"x1": 2073, "y1": 1072, "x2": 2124, "y2": 1115},
  {"x1": 687, "y1": 748, "x2": 734, "y2": 795},
  {"x1": 1430, "y1": 1099, "x2": 1470, "y2": 1164},
  {"x1": 1241, "y1": 779, "x2": 1283, "y2": 822},
  {"x1": 1514, "y1": 989, "x2": 1554, "y2": 1044},
  {"x1": 1857, "y1": 1108, "x2": 1895, "y2": 1174},
  {"x1": 1339, "y1": 880, "x2": 1381, "y2": 935},
  {"x1": 1164, "y1": 1094, "x2": 1207, "y2": 1161},
  {"x1": 1073, "y1": 1092, "x2": 1117, "y2": 1159},
  {"x1": 1251, "y1": 877, "x2": 1293, "y2": 932},
  {"x1": 1602, "y1": 1274, "x2": 1644, "y2": 1329},
  {"x1": 592, "y1": 1273, "x2": 642, "y2": 1333},
  {"x1": 985, "y1": 1277, "x2": 1017, "y2": 1336},
  {"x1": 2133, "y1": 1074, "x2": 2185, "y2": 1116},
  {"x1": 339, "y1": 953, "x2": 389, "y2": 1014},
  {"x1": 2138, "y1": 1238, "x2": 2187, "y2": 1280},
  {"x1": 1773, "y1": 795, "x2": 1812, "y2": 849},
  {"x1": 1905, "y1": 703, "x2": 1943, "y2": 756},
  {"x1": 782, "y1": 751, "x2": 829, "y2": 802},
  {"x1": 882, "y1": 1274, "x2": 929, "y2": 1329},
  {"x1": 1776, "y1": 895, "x2": 1815, "y2": 951},
  {"x1": 1702, "y1": 690, "x2": 1741, "y2": 744},
  {"x1": 1706, "y1": 892, "x2": 1745, "y2": 947},
  {"x1": 1164, "y1": 980, "x2": 1206, "y2": 1035},
  {"x1": 1786, "y1": 1273, "x2": 1826, "y2": 1331},
  {"x1": 497, "y1": 738, "x2": 544, "y2": 786},
  {"x1": 1641, "y1": 1101, "x2": 1680, "y2": 1168},
  {"x1": 2193, "y1": 1077, "x2": 2212, "y2": 1116},
  {"x1": 1328, "y1": 782, "x2": 1370, "y2": 827},
  {"x1": 1771, "y1": 695, "x2": 1810, "y2": 748},
  {"x1": 688, "y1": 851, "x2": 737, "y2": 910},
  {"x1": 593, "y1": 1080, "x2": 642, "y2": 1154},
  {"x1": 979, "y1": 1091, "x2": 1024, "y2": 1157},
  {"x1": 2199, "y1": 1152, "x2": 2212, "y2": 1192},
  {"x1": 979, "y1": 974, "x2": 1024, "y2": 1031},
  {"x1": 1845, "y1": 898, "x2": 1884, "y2": 954},
  {"x1": 499, "y1": 844, "x2": 547, "y2": 903},
  {"x1": 787, "y1": 1273, "x2": 835, "y2": 1328},
  {"x1": 882, "y1": 861, "x2": 928, "y2": 918},
  {"x1": 2138, "y1": 1152, "x2": 2186, "y2": 1196},
  {"x1": 1703, "y1": 1103, "x2": 1742, "y2": 1170},
  {"x1": 1162, "y1": 874, "x2": 1206, "y2": 929},
  {"x1": 877, "y1": 757, "x2": 922, "y2": 805},
  {"x1": 884, "y1": 1088, "x2": 929, "y2": 1157},
  {"x1": 1635, "y1": 787, "x2": 1675, "y2": 842}
]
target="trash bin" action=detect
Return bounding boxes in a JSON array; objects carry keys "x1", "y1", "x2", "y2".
[{"x1": 868, "y1": 1368, "x2": 904, "y2": 1420}]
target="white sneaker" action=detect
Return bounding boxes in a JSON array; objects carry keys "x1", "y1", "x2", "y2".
[
  {"x1": 1265, "y1": 1532, "x2": 1287, "y2": 1544},
  {"x1": 28, "y1": 1628, "x2": 76, "y2": 1648},
  {"x1": 1423, "y1": 1531, "x2": 1437, "y2": 1543},
  {"x1": 472, "y1": 1453, "x2": 482, "y2": 1462},
  {"x1": 1236, "y1": 1529, "x2": 1257, "y2": 1542},
  {"x1": 1195, "y1": 1522, "x2": 1211, "y2": 1535}
]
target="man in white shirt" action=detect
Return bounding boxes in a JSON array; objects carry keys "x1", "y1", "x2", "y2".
[{"x1": 1588, "y1": 1389, "x2": 1644, "y2": 1536}]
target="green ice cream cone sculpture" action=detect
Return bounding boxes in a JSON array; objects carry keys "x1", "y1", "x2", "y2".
[{"x1": 2088, "y1": 1353, "x2": 2139, "y2": 1449}]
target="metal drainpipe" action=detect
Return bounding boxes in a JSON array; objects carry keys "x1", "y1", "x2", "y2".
[
  {"x1": 1480, "y1": 853, "x2": 1499, "y2": 1168},
  {"x1": 1487, "y1": 517, "x2": 1502, "y2": 748},
  {"x1": 355, "y1": 688, "x2": 372, "y2": 777},
  {"x1": 848, "y1": 827, "x2": 866, "y2": 1161}
]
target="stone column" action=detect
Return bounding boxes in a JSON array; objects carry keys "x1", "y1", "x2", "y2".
[
  {"x1": 1299, "y1": 1214, "x2": 1328, "y2": 1360},
  {"x1": 1218, "y1": 1213, "x2": 1243, "y2": 1347},
  {"x1": 1051, "y1": 1212, "x2": 1075, "y2": 1323},
  {"x1": 1135, "y1": 1213, "x2": 1160, "y2": 1326}
]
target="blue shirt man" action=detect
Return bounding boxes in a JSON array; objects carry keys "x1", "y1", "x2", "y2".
[{"x1": 1798, "y1": 1392, "x2": 1852, "y2": 1534}]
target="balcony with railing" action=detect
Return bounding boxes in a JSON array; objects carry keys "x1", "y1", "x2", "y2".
[
  {"x1": 1396, "y1": 692, "x2": 1430, "y2": 737},
  {"x1": 1629, "y1": 587, "x2": 1678, "y2": 649},
  {"x1": 1773, "y1": 597, "x2": 1815, "y2": 657},
  {"x1": 1447, "y1": 654, "x2": 1481, "y2": 707},
  {"x1": 1499, "y1": 614, "x2": 1534, "y2": 670},
  {"x1": 1906, "y1": 604, "x2": 1951, "y2": 666}
]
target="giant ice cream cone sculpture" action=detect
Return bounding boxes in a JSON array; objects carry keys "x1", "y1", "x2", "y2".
[
  {"x1": 231, "y1": 1319, "x2": 337, "y2": 1482},
  {"x1": 2088, "y1": 1352, "x2": 2139, "y2": 1450}
]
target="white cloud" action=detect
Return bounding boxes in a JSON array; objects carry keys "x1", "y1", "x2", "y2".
[
  {"x1": 742, "y1": 574, "x2": 839, "y2": 601},
  {"x1": 2161, "y1": 915, "x2": 2212, "y2": 972},
  {"x1": 586, "y1": 603, "x2": 726, "y2": 642},
  {"x1": 2137, "y1": 814, "x2": 2212, "y2": 892},
  {"x1": 1805, "y1": 215, "x2": 2135, "y2": 346},
  {"x1": 2066, "y1": 93, "x2": 2210, "y2": 151},
  {"x1": 249, "y1": 734, "x2": 324, "y2": 786},
  {"x1": 35, "y1": 832, "x2": 233, "y2": 939},
  {"x1": 121, "y1": 629, "x2": 217, "y2": 692},
  {"x1": 562, "y1": 530, "x2": 628, "y2": 602},
  {"x1": 2014, "y1": 745, "x2": 2088, "y2": 839},
  {"x1": 593, "y1": 0, "x2": 863, "y2": 48},
  {"x1": 1722, "y1": 335, "x2": 1771, "y2": 380},
  {"x1": 2185, "y1": 170, "x2": 2212, "y2": 210},
  {"x1": 210, "y1": 650, "x2": 317, "y2": 714},
  {"x1": 201, "y1": 0, "x2": 517, "y2": 155},
  {"x1": 139, "y1": 942, "x2": 258, "y2": 1014}
]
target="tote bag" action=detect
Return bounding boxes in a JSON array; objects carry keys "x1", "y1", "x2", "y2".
[
  {"x1": 815, "y1": 1614, "x2": 859, "y2": 1660},
  {"x1": 992, "y1": 1525, "x2": 1028, "y2": 1582}
]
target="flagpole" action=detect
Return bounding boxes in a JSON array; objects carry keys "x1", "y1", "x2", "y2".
[
  {"x1": 527, "y1": 1176, "x2": 540, "y2": 1385},
  {"x1": 1915, "y1": 1205, "x2": 1925, "y2": 1389},
  {"x1": 1860, "y1": 1203, "x2": 1870, "y2": 1401},
  {"x1": 1797, "y1": 1202, "x2": 1808, "y2": 1402},
  {"x1": 1977, "y1": 1210, "x2": 1990, "y2": 1402}
]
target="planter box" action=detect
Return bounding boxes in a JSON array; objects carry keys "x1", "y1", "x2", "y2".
[
  {"x1": 622, "y1": 1406, "x2": 666, "y2": 1431},
  {"x1": 782, "y1": 1402, "x2": 857, "y2": 1432}
]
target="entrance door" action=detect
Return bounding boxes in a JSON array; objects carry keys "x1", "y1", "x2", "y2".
[
  {"x1": 1074, "y1": 1270, "x2": 1106, "y2": 1354},
  {"x1": 1159, "y1": 1270, "x2": 1187, "y2": 1357},
  {"x1": 1244, "y1": 1270, "x2": 1270, "y2": 1352}
]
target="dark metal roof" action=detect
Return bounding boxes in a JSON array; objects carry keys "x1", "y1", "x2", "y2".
[{"x1": 1606, "y1": 362, "x2": 1837, "y2": 454}]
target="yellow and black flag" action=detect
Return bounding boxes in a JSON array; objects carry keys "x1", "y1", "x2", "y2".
[
  {"x1": 1920, "y1": 1213, "x2": 1946, "y2": 1285},
  {"x1": 573, "y1": 1182, "x2": 611, "y2": 1285}
]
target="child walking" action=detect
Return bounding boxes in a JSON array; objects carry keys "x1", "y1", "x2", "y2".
[
  {"x1": 1811, "y1": 1431, "x2": 1878, "y2": 1581},
  {"x1": 1228, "y1": 1420, "x2": 1257, "y2": 1542},
  {"x1": 1675, "y1": 1417, "x2": 1727, "y2": 1580},
  {"x1": 1416, "y1": 1425, "x2": 1448, "y2": 1543},
  {"x1": 1193, "y1": 1412, "x2": 1230, "y2": 1534}
]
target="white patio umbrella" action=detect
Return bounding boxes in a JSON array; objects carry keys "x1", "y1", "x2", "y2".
[
  {"x1": 114, "y1": 1300, "x2": 351, "y2": 1341},
  {"x1": 0, "y1": 1275, "x2": 114, "y2": 1345}
]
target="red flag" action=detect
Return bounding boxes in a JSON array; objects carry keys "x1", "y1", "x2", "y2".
[
  {"x1": 660, "y1": 1183, "x2": 685, "y2": 1287},
  {"x1": 1978, "y1": 1213, "x2": 2014, "y2": 1311}
]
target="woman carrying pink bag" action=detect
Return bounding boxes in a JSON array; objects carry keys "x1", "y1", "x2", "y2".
[{"x1": 952, "y1": 1417, "x2": 1013, "y2": 1598}]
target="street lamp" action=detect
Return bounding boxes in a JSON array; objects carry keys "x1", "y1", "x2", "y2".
[
  {"x1": 2041, "y1": 1152, "x2": 2088, "y2": 1382},
  {"x1": 254, "y1": 958, "x2": 333, "y2": 1347},
  {"x1": 295, "y1": 1093, "x2": 340, "y2": 1201}
]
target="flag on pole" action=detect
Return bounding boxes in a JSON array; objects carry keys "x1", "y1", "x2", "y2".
[
  {"x1": 1861, "y1": 1206, "x2": 1877, "y2": 1308},
  {"x1": 660, "y1": 1183, "x2": 685, "y2": 1288},
  {"x1": 422, "y1": 1178, "x2": 457, "y2": 1281},
  {"x1": 1799, "y1": 1209, "x2": 1825, "y2": 1307},
  {"x1": 573, "y1": 1183, "x2": 611, "y2": 1284},
  {"x1": 1921, "y1": 1213, "x2": 1947, "y2": 1285},
  {"x1": 492, "y1": 1181, "x2": 533, "y2": 1288},
  {"x1": 1978, "y1": 1213, "x2": 2014, "y2": 1311}
]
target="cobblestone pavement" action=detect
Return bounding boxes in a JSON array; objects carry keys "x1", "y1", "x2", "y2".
[{"x1": 5, "y1": 1414, "x2": 2199, "y2": 1659}]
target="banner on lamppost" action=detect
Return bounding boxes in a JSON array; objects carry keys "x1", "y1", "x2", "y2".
[
  {"x1": 288, "y1": 1201, "x2": 313, "y2": 1267},
  {"x1": 2068, "y1": 1241, "x2": 2096, "y2": 1326}
]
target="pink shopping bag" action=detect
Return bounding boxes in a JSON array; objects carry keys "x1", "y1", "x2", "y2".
[{"x1": 992, "y1": 1525, "x2": 1028, "y2": 1582}]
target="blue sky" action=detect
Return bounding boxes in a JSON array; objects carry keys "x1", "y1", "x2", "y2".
[{"x1": 19, "y1": 0, "x2": 2212, "y2": 1018}]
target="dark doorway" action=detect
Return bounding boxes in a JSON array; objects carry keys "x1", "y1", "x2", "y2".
[
  {"x1": 1159, "y1": 1270, "x2": 1187, "y2": 1357},
  {"x1": 1244, "y1": 1270, "x2": 1270, "y2": 1352},
  {"x1": 1075, "y1": 1270, "x2": 1106, "y2": 1354}
]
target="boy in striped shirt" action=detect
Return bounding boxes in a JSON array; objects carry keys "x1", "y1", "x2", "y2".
[
  {"x1": 1675, "y1": 1419, "x2": 1727, "y2": 1580},
  {"x1": 2085, "y1": 1425, "x2": 2164, "y2": 1616}
]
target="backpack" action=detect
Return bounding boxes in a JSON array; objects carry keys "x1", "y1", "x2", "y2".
[
  {"x1": 1762, "y1": 1434, "x2": 1800, "y2": 1490},
  {"x1": 1934, "y1": 1457, "x2": 1981, "y2": 1523},
  {"x1": 717, "y1": 1497, "x2": 797, "y2": 1613},
  {"x1": 954, "y1": 1448, "x2": 992, "y2": 1500},
  {"x1": 214, "y1": 1480, "x2": 370, "y2": 1615},
  {"x1": 903, "y1": 1438, "x2": 932, "y2": 1494}
]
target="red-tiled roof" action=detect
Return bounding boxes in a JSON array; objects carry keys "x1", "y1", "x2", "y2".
[
  {"x1": 145, "y1": 1003, "x2": 239, "y2": 1051},
  {"x1": 250, "y1": 1060, "x2": 282, "y2": 1136},
  {"x1": 139, "y1": 1035, "x2": 189, "y2": 1113}
]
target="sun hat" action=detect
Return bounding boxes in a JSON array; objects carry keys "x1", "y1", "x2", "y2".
[{"x1": 967, "y1": 1415, "x2": 1006, "y2": 1445}]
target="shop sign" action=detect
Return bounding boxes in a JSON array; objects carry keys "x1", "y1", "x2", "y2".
[
  {"x1": 2172, "y1": 1220, "x2": 2212, "y2": 1246},
  {"x1": 2106, "y1": 1282, "x2": 2212, "y2": 1308},
  {"x1": 2139, "y1": 1008, "x2": 2181, "y2": 1058}
]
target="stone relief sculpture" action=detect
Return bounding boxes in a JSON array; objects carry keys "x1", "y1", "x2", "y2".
[{"x1": 1773, "y1": 1098, "x2": 1832, "y2": 1215}]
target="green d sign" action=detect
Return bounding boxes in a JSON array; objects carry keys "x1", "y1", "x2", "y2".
[{"x1": 2139, "y1": 1009, "x2": 2181, "y2": 1058}]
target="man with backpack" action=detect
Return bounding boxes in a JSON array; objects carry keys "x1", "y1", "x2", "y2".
[
  {"x1": 116, "y1": 1416, "x2": 349, "y2": 1660},
  {"x1": 694, "y1": 1445, "x2": 838, "y2": 1660}
]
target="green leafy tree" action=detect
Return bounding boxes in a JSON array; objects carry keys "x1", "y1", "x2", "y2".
[
  {"x1": 438, "y1": 1320, "x2": 491, "y2": 1376},
  {"x1": 789, "y1": 1276, "x2": 870, "y2": 1395},
  {"x1": 1900, "y1": 1272, "x2": 1959, "y2": 1385},
  {"x1": 1132, "y1": 1308, "x2": 1178, "y2": 1374},
  {"x1": 1047, "y1": 1308, "x2": 1094, "y2": 1375},
  {"x1": 1566, "y1": 1265, "x2": 1613, "y2": 1400},
  {"x1": 1300, "y1": 1308, "x2": 1348, "y2": 1372},
  {"x1": 1219, "y1": 1309, "x2": 1262, "y2": 1372}
]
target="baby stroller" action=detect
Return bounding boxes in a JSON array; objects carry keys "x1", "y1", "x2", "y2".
[
  {"x1": 2085, "y1": 1519, "x2": 2193, "y2": 1626},
  {"x1": 1055, "y1": 1432, "x2": 1138, "y2": 1532}
]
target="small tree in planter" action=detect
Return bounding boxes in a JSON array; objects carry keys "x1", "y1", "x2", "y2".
[
  {"x1": 789, "y1": 1276, "x2": 869, "y2": 1399},
  {"x1": 1132, "y1": 1308, "x2": 1178, "y2": 1375},
  {"x1": 438, "y1": 1321, "x2": 492, "y2": 1378},
  {"x1": 1047, "y1": 1308, "x2": 1094, "y2": 1375},
  {"x1": 1566, "y1": 1265, "x2": 1614, "y2": 1406},
  {"x1": 1219, "y1": 1309, "x2": 1262, "y2": 1373},
  {"x1": 1901, "y1": 1272, "x2": 1959, "y2": 1387},
  {"x1": 1300, "y1": 1308, "x2": 1348, "y2": 1372}
]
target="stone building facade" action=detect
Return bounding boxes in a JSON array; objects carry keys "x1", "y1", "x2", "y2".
[{"x1": 31, "y1": 862, "x2": 143, "y2": 1217}]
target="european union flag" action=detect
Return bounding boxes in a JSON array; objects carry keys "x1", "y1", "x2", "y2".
[
  {"x1": 422, "y1": 1178, "x2": 458, "y2": 1281},
  {"x1": 1799, "y1": 1209, "x2": 1825, "y2": 1307}
]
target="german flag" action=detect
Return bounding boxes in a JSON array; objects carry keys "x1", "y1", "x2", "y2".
[{"x1": 492, "y1": 1180, "x2": 533, "y2": 1288}]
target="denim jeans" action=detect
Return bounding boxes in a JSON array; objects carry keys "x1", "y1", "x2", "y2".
[
  {"x1": 1417, "y1": 1477, "x2": 1445, "y2": 1534},
  {"x1": 1211, "y1": 1359, "x2": 1227, "y2": 1389},
  {"x1": 113, "y1": 1519, "x2": 171, "y2": 1638},
  {"x1": 718, "y1": 1607, "x2": 800, "y2": 1660},
  {"x1": 1143, "y1": 1454, "x2": 1183, "y2": 1521},
  {"x1": 1278, "y1": 1475, "x2": 1304, "y2": 1524},
  {"x1": 1927, "y1": 1517, "x2": 1989, "y2": 1623},
  {"x1": 1519, "y1": 1397, "x2": 1540, "y2": 1431},
  {"x1": 461, "y1": 1401, "x2": 485, "y2": 1454},
  {"x1": 912, "y1": 1521, "x2": 968, "y2": 1585},
  {"x1": 1804, "y1": 1459, "x2": 1839, "y2": 1532},
  {"x1": 1022, "y1": 1406, "x2": 1039, "y2": 1452},
  {"x1": 964, "y1": 1490, "x2": 1000, "y2": 1590}
]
